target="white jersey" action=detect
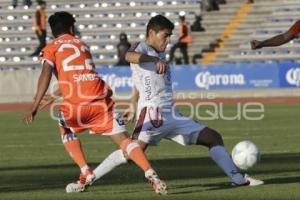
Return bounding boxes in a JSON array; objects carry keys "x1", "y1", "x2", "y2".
[
  {"x1": 130, "y1": 42, "x2": 173, "y2": 111},
  {"x1": 129, "y1": 42, "x2": 206, "y2": 146}
]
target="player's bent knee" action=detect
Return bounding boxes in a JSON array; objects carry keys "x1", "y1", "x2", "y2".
[
  {"x1": 122, "y1": 150, "x2": 129, "y2": 159},
  {"x1": 137, "y1": 140, "x2": 148, "y2": 151},
  {"x1": 120, "y1": 138, "x2": 131, "y2": 150},
  {"x1": 196, "y1": 127, "x2": 224, "y2": 148},
  {"x1": 110, "y1": 131, "x2": 130, "y2": 145},
  {"x1": 211, "y1": 131, "x2": 224, "y2": 147},
  {"x1": 120, "y1": 138, "x2": 140, "y2": 155}
]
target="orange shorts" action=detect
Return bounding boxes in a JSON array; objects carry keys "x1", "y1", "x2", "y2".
[{"x1": 58, "y1": 100, "x2": 126, "y2": 135}]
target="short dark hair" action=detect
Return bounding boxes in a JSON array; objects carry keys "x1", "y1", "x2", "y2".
[
  {"x1": 48, "y1": 11, "x2": 76, "y2": 37},
  {"x1": 146, "y1": 15, "x2": 174, "y2": 37},
  {"x1": 37, "y1": 0, "x2": 46, "y2": 6}
]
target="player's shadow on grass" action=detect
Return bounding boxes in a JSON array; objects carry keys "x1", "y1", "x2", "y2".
[
  {"x1": 1, "y1": 152, "x2": 300, "y2": 193},
  {"x1": 169, "y1": 182, "x2": 231, "y2": 195},
  {"x1": 264, "y1": 176, "x2": 300, "y2": 185}
]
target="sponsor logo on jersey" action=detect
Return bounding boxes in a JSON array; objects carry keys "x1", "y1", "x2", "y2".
[
  {"x1": 195, "y1": 72, "x2": 245, "y2": 89},
  {"x1": 144, "y1": 76, "x2": 152, "y2": 100},
  {"x1": 73, "y1": 73, "x2": 99, "y2": 82},
  {"x1": 286, "y1": 68, "x2": 300, "y2": 86}
]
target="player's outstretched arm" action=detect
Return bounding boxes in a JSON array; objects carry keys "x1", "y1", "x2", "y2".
[
  {"x1": 125, "y1": 51, "x2": 167, "y2": 74},
  {"x1": 251, "y1": 31, "x2": 295, "y2": 49},
  {"x1": 125, "y1": 51, "x2": 158, "y2": 64},
  {"x1": 23, "y1": 62, "x2": 52, "y2": 124},
  {"x1": 122, "y1": 86, "x2": 139, "y2": 123}
]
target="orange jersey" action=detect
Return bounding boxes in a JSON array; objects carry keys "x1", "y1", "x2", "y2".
[
  {"x1": 34, "y1": 8, "x2": 46, "y2": 31},
  {"x1": 288, "y1": 20, "x2": 300, "y2": 37},
  {"x1": 40, "y1": 34, "x2": 113, "y2": 105},
  {"x1": 179, "y1": 21, "x2": 192, "y2": 44}
]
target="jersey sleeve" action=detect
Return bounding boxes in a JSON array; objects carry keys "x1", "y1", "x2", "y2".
[
  {"x1": 40, "y1": 44, "x2": 56, "y2": 67},
  {"x1": 288, "y1": 20, "x2": 300, "y2": 37},
  {"x1": 130, "y1": 42, "x2": 158, "y2": 72},
  {"x1": 127, "y1": 42, "x2": 139, "y2": 52},
  {"x1": 128, "y1": 42, "x2": 148, "y2": 54}
]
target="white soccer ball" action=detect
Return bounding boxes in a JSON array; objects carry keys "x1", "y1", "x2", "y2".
[{"x1": 231, "y1": 140, "x2": 260, "y2": 170}]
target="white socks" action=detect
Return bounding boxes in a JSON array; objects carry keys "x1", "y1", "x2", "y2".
[
  {"x1": 93, "y1": 146, "x2": 246, "y2": 185},
  {"x1": 209, "y1": 145, "x2": 246, "y2": 185},
  {"x1": 144, "y1": 168, "x2": 156, "y2": 178},
  {"x1": 93, "y1": 149, "x2": 128, "y2": 180},
  {"x1": 80, "y1": 165, "x2": 89, "y2": 174}
]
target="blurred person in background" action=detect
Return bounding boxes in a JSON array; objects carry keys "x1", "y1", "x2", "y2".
[
  {"x1": 217, "y1": 0, "x2": 226, "y2": 4},
  {"x1": 30, "y1": 0, "x2": 46, "y2": 56},
  {"x1": 204, "y1": 0, "x2": 219, "y2": 11},
  {"x1": 201, "y1": 0, "x2": 226, "y2": 12},
  {"x1": 115, "y1": 33, "x2": 131, "y2": 66},
  {"x1": 191, "y1": 15, "x2": 205, "y2": 32},
  {"x1": 12, "y1": 0, "x2": 32, "y2": 8},
  {"x1": 169, "y1": 15, "x2": 192, "y2": 64}
]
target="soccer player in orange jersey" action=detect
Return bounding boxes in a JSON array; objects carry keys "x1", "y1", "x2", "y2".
[
  {"x1": 23, "y1": 11, "x2": 167, "y2": 194},
  {"x1": 251, "y1": 20, "x2": 300, "y2": 49}
]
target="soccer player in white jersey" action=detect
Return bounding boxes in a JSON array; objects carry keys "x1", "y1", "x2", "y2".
[{"x1": 62, "y1": 15, "x2": 264, "y2": 193}]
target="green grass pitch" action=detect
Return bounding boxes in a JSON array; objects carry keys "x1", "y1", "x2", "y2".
[{"x1": 1, "y1": 104, "x2": 300, "y2": 200}]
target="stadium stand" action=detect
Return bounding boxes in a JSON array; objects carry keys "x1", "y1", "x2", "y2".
[
  {"x1": 1, "y1": 0, "x2": 300, "y2": 103},
  {"x1": 1, "y1": 0, "x2": 300, "y2": 69},
  {"x1": 214, "y1": 0, "x2": 300, "y2": 63},
  {"x1": 0, "y1": 0, "x2": 206, "y2": 69}
]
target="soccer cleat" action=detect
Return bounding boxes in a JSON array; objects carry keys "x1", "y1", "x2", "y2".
[
  {"x1": 244, "y1": 174, "x2": 264, "y2": 186},
  {"x1": 232, "y1": 174, "x2": 264, "y2": 187},
  {"x1": 66, "y1": 182, "x2": 85, "y2": 193},
  {"x1": 145, "y1": 169, "x2": 168, "y2": 195},
  {"x1": 65, "y1": 168, "x2": 95, "y2": 193}
]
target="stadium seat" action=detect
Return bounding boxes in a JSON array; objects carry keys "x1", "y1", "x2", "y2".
[{"x1": 3, "y1": 0, "x2": 300, "y2": 67}]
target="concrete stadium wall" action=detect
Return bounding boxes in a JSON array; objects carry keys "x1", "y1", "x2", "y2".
[{"x1": 0, "y1": 69, "x2": 58, "y2": 103}]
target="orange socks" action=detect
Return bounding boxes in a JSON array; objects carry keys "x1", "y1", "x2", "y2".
[
  {"x1": 120, "y1": 138, "x2": 151, "y2": 172},
  {"x1": 62, "y1": 133, "x2": 150, "y2": 173},
  {"x1": 62, "y1": 133, "x2": 87, "y2": 169}
]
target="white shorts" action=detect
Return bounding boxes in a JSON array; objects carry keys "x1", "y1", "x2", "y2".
[{"x1": 131, "y1": 107, "x2": 206, "y2": 146}]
